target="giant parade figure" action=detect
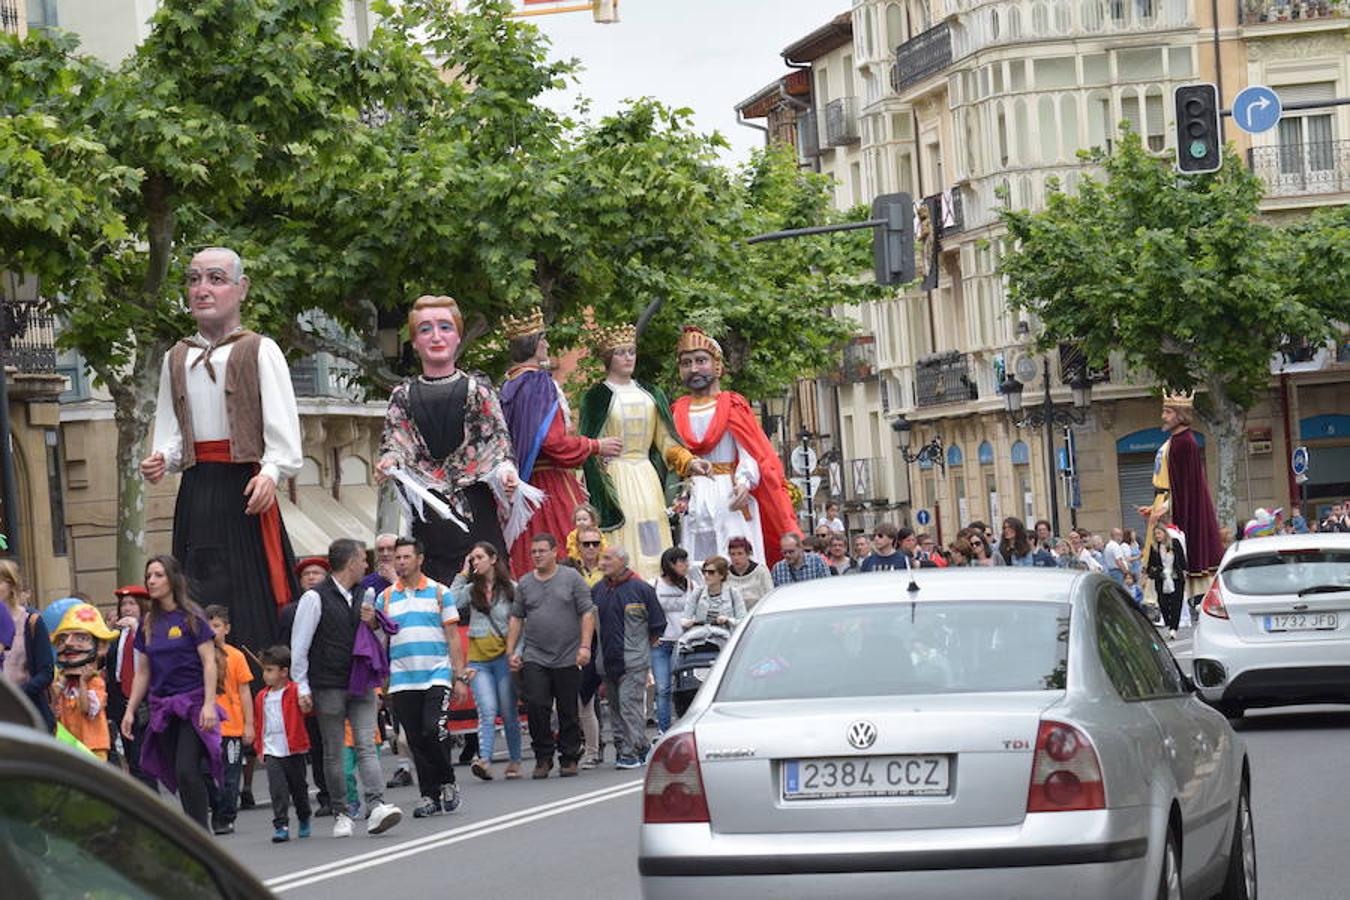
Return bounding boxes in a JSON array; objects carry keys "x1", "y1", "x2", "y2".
[
  {"x1": 579, "y1": 324, "x2": 705, "y2": 581},
  {"x1": 498, "y1": 309, "x2": 620, "y2": 577},
  {"x1": 671, "y1": 326, "x2": 800, "y2": 568},
  {"x1": 142, "y1": 247, "x2": 302, "y2": 659},
  {"x1": 1137, "y1": 390, "x2": 1224, "y2": 598},
  {"x1": 377, "y1": 295, "x2": 522, "y2": 585}
]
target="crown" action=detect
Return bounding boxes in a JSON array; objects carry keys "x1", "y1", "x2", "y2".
[
  {"x1": 591, "y1": 323, "x2": 637, "y2": 353},
  {"x1": 1162, "y1": 388, "x2": 1195, "y2": 408},
  {"x1": 502, "y1": 308, "x2": 545, "y2": 341},
  {"x1": 675, "y1": 325, "x2": 722, "y2": 360}
]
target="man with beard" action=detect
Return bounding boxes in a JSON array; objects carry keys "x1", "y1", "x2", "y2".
[
  {"x1": 1136, "y1": 390, "x2": 1224, "y2": 598},
  {"x1": 671, "y1": 327, "x2": 800, "y2": 568},
  {"x1": 142, "y1": 247, "x2": 302, "y2": 663}
]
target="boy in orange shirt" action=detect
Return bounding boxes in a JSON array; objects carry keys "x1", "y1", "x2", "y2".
[
  {"x1": 205, "y1": 605, "x2": 254, "y2": 836},
  {"x1": 50, "y1": 602, "x2": 118, "y2": 760}
]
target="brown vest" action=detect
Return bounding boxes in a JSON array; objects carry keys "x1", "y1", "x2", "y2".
[{"x1": 168, "y1": 331, "x2": 266, "y2": 469}]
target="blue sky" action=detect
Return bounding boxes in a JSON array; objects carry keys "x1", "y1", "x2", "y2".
[{"x1": 530, "y1": 0, "x2": 845, "y2": 165}]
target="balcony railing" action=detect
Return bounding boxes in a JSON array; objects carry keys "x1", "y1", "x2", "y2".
[
  {"x1": 824, "y1": 97, "x2": 860, "y2": 147},
  {"x1": 1239, "y1": 0, "x2": 1348, "y2": 24},
  {"x1": 891, "y1": 21, "x2": 952, "y2": 94},
  {"x1": 797, "y1": 109, "x2": 821, "y2": 160},
  {"x1": 0, "y1": 301, "x2": 57, "y2": 373},
  {"x1": 924, "y1": 188, "x2": 965, "y2": 237},
  {"x1": 915, "y1": 351, "x2": 978, "y2": 408},
  {"x1": 1248, "y1": 140, "x2": 1350, "y2": 197}
]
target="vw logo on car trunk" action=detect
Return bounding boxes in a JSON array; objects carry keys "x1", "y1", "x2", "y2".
[{"x1": 846, "y1": 720, "x2": 877, "y2": 750}]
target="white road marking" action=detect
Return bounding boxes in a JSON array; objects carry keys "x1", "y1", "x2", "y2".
[{"x1": 265, "y1": 779, "x2": 644, "y2": 893}]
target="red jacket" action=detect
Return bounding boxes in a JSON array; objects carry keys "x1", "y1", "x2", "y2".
[{"x1": 252, "y1": 681, "x2": 310, "y2": 757}]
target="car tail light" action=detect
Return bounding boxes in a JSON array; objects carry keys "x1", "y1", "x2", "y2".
[
  {"x1": 1201, "y1": 579, "x2": 1229, "y2": 619},
  {"x1": 643, "y1": 732, "x2": 710, "y2": 824},
  {"x1": 1027, "y1": 720, "x2": 1105, "y2": 813}
]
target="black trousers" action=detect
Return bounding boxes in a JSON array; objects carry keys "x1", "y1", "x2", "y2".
[
  {"x1": 265, "y1": 754, "x2": 313, "y2": 828},
  {"x1": 165, "y1": 717, "x2": 212, "y2": 829},
  {"x1": 522, "y1": 663, "x2": 581, "y2": 766},
  {"x1": 1157, "y1": 582, "x2": 1185, "y2": 631},
  {"x1": 304, "y1": 716, "x2": 329, "y2": 805},
  {"x1": 390, "y1": 686, "x2": 457, "y2": 799}
]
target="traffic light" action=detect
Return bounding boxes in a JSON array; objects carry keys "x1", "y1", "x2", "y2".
[
  {"x1": 1174, "y1": 83, "x2": 1221, "y2": 174},
  {"x1": 872, "y1": 192, "x2": 914, "y2": 286}
]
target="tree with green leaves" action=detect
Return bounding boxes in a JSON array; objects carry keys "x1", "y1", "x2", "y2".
[
  {"x1": 999, "y1": 131, "x2": 1349, "y2": 528},
  {"x1": 2, "y1": 0, "x2": 875, "y2": 584}
]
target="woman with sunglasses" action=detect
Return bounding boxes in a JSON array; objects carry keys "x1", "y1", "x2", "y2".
[
  {"x1": 681, "y1": 556, "x2": 747, "y2": 631},
  {"x1": 967, "y1": 532, "x2": 997, "y2": 566},
  {"x1": 652, "y1": 548, "x2": 694, "y2": 732}
]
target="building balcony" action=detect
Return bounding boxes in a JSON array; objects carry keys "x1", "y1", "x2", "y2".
[
  {"x1": 891, "y1": 21, "x2": 952, "y2": 95},
  {"x1": 828, "y1": 335, "x2": 878, "y2": 385},
  {"x1": 844, "y1": 457, "x2": 887, "y2": 504},
  {"x1": 1248, "y1": 140, "x2": 1350, "y2": 198},
  {"x1": 290, "y1": 353, "x2": 362, "y2": 402},
  {"x1": 824, "y1": 97, "x2": 861, "y2": 147},
  {"x1": 925, "y1": 187, "x2": 965, "y2": 237},
  {"x1": 915, "y1": 351, "x2": 979, "y2": 408},
  {"x1": 1, "y1": 300, "x2": 57, "y2": 375},
  {"x1": 1239, "y1": 0, "x2": 1348, "y2": 25}
]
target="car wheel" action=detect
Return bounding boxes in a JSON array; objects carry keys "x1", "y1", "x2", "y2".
[
  {"x1": 1219, "y1": 779, "x2": 1257, "y2": 900},
  {"x1": 1157, "y1": 826, "x2": 1182, "y2": 900},
  {"x1": 1216, "y1": 701, "x2": 1245, "y2": 721}
]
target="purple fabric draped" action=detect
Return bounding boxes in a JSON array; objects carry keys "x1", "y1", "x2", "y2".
[
  {"x1": 139, "y1": 689, "x2": 224, "y2": 794},
  {"x1": 349, "y1": 608, "x2": 399, "y2": 697},
  {"x1": 1167, "y1": 428, "x2": 1224, "y2": 575},
  {"x1": 499, "y1": 369, "x2": 560, "y2": 484}
]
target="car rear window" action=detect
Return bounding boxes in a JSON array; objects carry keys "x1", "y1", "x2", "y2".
[
  {"x1": 715, "y1": 601, "x2": 1071, "y2": 702},
  {"x1": 1223, "y1": 549, "x2": 1350, "y2": 596}
]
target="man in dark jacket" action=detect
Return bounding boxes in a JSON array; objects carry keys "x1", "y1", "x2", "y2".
[{"x1": 592, "y1": 546, "x2": 665, "y2": 770}]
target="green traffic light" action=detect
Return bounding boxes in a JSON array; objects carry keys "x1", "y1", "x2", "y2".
[{"x1": 1189, "y1": 140, "x2": 1208, "y2": 159}]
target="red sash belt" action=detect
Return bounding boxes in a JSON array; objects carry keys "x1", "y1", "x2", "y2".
[{"x1": 193, "y1": 440, "x2": 290, "y2": 609}]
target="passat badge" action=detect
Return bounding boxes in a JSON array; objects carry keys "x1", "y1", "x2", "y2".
[{"x1": 846, "y1": 720, "x2": 877, "y2": 750}]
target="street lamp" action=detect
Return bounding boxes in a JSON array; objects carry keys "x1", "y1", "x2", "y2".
[
  {"x1": 890, "y1": 415, "x2": 945, "y2": 473},
  {"x1": 797, "y1": 427, "x2": 814, "y2": 521},
  {"x1": 1000, "y1": 356, "x2": 1092, "y2": 537}
]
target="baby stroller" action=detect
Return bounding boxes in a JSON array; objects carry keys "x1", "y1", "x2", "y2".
[{"x1": 672, "y1": 623, "x2": 732, "y2": 718}]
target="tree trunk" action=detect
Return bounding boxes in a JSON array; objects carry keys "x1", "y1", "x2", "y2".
[
  {"x1": 107, "y1": 343, "x2": 168, "y2": 585},
  {"x1": 1204, "y1": 375, "x2": 1247, "y2": 535}
]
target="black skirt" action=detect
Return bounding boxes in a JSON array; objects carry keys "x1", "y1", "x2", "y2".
[
  {"x1": 412, "y1": 481, "x2": 506, "y2": 586},
  {"x1": 172, "y1": 461, "x2": 297, "y2": 662}
]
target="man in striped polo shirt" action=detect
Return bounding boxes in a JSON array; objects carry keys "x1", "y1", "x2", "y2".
[{"x1": 376, "y1": 537, "x2": 469, "y2": 818}]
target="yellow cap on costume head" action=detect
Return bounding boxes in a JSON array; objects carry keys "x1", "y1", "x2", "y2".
[
  {"x1": 50, "y1": 602, "x2": 118, "y2": 643},
  {"x1": 676, "y1": 326, "x2": 724, "y2": 376},
  {"x1": 591, "y1": 323, "x2": 637, "y2": 354},
  {"x1": 502, "y1": 308, "x2": 546, "y2": 341}
]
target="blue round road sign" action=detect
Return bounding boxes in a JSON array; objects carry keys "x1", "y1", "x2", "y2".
[
  {"x1": 1292, "y1": 446, "x2": 1309, "y2": 476},
  {"x1": 916, "y1": 509, "x2": 931, "y2": 526},
  {"x1": 1233, "y1": 85, "x2": 1282, "y2": 135}
]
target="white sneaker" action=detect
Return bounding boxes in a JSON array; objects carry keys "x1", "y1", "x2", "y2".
[
  {"x1": 367, "y1": 802, "x2": 402, "y2": 835},
  {"x1": 332, "y1": 813, "x2": 353, "y2": 839}
]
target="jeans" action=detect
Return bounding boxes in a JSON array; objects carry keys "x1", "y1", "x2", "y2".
[
  {"x1": 604, "y1": 668, "x2": 651, "y2": 759},
  {"x1": 521, "y1": 662, "x2": 581, "y2": 766},
  {"x1": 390, "y1": 686, "x2": 458, "y2": 799},
  {"x1": 650, "y1": 641, "x2": 676, "y2": 732},
  {"x1": 265, "y1": 754, "x2": 312, "y2": 828},
  {"x1": 468, "y1": 656, "x2": 523, "y2": 763},
  {"x1": 208, "y1": 736, "x2": 243, "y2": 824},
  {"x1": 1108, "y1": 568, "x2": 1126, "y2": 586},
  {"x1": 313, "y1": 688, "x2": 383, "y2": 815}
]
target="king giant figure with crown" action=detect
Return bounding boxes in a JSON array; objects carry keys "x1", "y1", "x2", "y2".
[{"x1": 671, "y1": 326, "x2": 800, "y2": 569}]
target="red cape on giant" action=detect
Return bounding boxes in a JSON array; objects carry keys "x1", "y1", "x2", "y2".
[{"x1": 673, "y1": 391, "x2": 801, "y2": 567}]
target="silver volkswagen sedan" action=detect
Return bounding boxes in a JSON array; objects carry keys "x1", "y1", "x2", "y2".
[{"x1": 639, "y1": 569, "x2": 1254, "y2": 900}]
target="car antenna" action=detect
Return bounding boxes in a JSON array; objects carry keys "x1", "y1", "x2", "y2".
[{"x1": 906, "y1": 555, "x2": 920, "y2": 595}]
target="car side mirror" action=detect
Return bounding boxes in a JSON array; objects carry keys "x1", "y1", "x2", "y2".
[{"x1": 1179, "y1": 671, "x2": 1200, "y2": 695}]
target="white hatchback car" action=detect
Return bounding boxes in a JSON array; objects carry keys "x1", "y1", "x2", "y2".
[{"x1": 1191, "y1": 533, "x2": 1350, "y2": 717}]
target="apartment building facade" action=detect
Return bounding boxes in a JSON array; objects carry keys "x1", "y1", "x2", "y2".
[{"x1": 741, "y1": 0, "x2": 1349, "y2": 541}]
